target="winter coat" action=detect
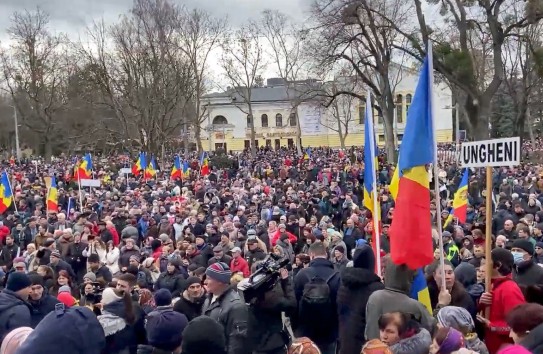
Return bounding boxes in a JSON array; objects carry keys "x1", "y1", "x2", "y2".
[
  {"x1": 276, "y1": 239, "x2": 294, "y2": 263},
  {"x1": 94, "y1": 265, "x2": 113, "y2": 283},
  {"x1": 514, "y1": 260, "x2": 543, "y2": 287},
  {"x1": 244, "y1": 249, "x2": 266, "y2": 269},
  {"x1": 0, "y1": 289, "x2": 32, "y2": 340},
  {"x1": 57, "y1": 235, "x2": 74, "y2": 258},
  {"x1": 119, "y1": 247, "x2": 140, "y2": 270},
  {"x1": 106, "y1": 247, "x2": 120, "y2": 275},
  {"x1": 230, "y1": 256, "x2": 250, "y2": 278},
  {"x1": 521, "y1": 321, "x2": 543, "y2": 354},
  {"x1": 337, "y1": 267, "x2": 384, "y2": 354},
  {"x1": 154, "y1": 270, "x2": 184, "y2": 298},
  {"x1": 331, "y1": 255, "x2": 349, "y2": 272},
  {"x1": 479, "y1": 275, "x2": 525, "y2": 354},
  {"x1": 389, "y1": 328, "x2": 432, "y2": 354},
  {"x1": 98, "y1": 299, "x2": 138, "y2": 354},
  {"x1": 365, "y1": 261, "x2": 435, "y2": 340},
  {"x1": 201, "y1": 287, "x2": 249, "y2": 354},
  {"x1": 427, "y1": 279, "x2": 476, "y2": 318},
  {"x1": 29, "y1": 293, "x2": 60, "y2": 328},
  {"x1": 173, "y1": 290, "x2": 205, "y2": 321}
]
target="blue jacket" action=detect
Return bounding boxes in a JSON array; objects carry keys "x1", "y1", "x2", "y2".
[{"x1": 0, "y1": 289, "x2": 32, "y2": 341}]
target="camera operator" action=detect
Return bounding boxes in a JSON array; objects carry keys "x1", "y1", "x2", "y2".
[{"x1": 241, "y1": 262, "x2": 296, "y2": 354}]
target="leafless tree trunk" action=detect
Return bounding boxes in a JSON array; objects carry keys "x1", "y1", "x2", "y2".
[{"x1": 220, "y1": 25, "x2": 267, "y2": 157}]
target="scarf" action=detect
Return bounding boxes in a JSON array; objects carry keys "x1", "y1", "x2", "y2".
[{"x1": 98, "y1": 311, "x2": 126, "y2": 337}]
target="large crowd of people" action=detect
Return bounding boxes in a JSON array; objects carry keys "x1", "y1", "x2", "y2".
[{"x1": 0, "y1": 145, "x2": 541, "y2": 354}]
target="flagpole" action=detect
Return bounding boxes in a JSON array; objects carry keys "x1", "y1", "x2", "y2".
[
  {"x1": 5, "y1": 173, "x2": 18, "y2": 214},
  {"x1": 428, "y1": 40, "x2": 447, "y2": 290},
  {"x1": 77, "y1": 172, "x2": 83, "y2": 211},
  {"x1": 367, "y1": 91, "x2": 381, "y2": 278},
  {"x1": 67, "y1": 197, "x2": 71, "y2": 219}
]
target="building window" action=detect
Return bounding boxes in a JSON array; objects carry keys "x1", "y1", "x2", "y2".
[
  {"x1": 247, "y1": 114, "x2": 252, "y2": 127},
  {"x1": 378, "y1": 134, "x2": 385, "y2": 143},
  {"x1": 397, "y1": 133, "x2": 404, "y2": 141},
  {"x1": 261, "y1": 114, "x2": 268, "y2": 128},
  {"x1": 377, "y1": 110, "x2": 383, "y2": 124},
  {"x1": 289, "y1": 113, "x2": 297, "y2": 126},
  {"x1": 212, "y1": 115, "x2": 228, "y2": 125},
  {"x1": 396, "y1": 94, "x2": 403, "y2": 123},
  {"x1": 358, "y1": 96, "x2": 366, "y2": 124},
  {"x1": 406, "y1": 94, "x2": 412, "y2": 120},
  {"x1": 276, "y1": 113, "x2": 283, "y2": 127},
  {"x1": 244, "y1": 140, "x2": 250, "y2": 149},
  {"x1": 287, "y1": 138, "x2": 294, "y2": 148},
  {"x1": 266, "y1": 139, "x2": 272, "y2": 147}
]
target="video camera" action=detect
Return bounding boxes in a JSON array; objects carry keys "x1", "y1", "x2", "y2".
[
  {"x1": 240, "y1": 253, "x2": 289, "y2": 304},
  {"x1": 85, "y1": 282, "x2": 105, "y2": 304}
]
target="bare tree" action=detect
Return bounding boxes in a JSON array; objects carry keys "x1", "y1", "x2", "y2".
[
  {"x1": 320, "y1": 77, "x2": 359, "y2": 149},
  {"x1": 384, "y1": 0, "x2": 543, "y2": 139},
  {"x1": 259, "y1": 10, "x2": 314, "y2": 154},
  {"x1": 77, "y1": 0, "x2": 195, "y2": 155},
  {"x1": 220, "y1": 25, "x2": 267, "y2": 157},
  {"x1": 0, "y1": 8, "x2": 76, "y2": 160},
  {"x1": 307, "y1": 0, "x2": 412, "y2": 161},
  {"x1": 179, "y1": 8, "x2": 227, "y2": 152}
]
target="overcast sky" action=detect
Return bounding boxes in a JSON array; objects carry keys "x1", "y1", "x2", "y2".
[{"x1": 0, "y1": 0, "x2": 310, "y2": 40}]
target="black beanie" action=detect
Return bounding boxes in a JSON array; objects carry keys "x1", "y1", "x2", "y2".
[
  {"x1": 6, "y1": 272, "x2": 32, "y2": 292},
  {"x1": 512, "y1": 239, "x2": 534, "y2": 255},
  {"x1": 28, "y1": 273, "x2": 44, "y2": 287},
  {"x1": 184, "y1": 276, "x2": 202, "y2": 291},
  {"x1": 153, "y1": 289, "x2": 172, "y2": 307},
  {"x1": 181, "y1": 316, "x2": 226, "y2": 354},
  {"x1": 353, "y1": 245, "x2": 375, "y2": 271}
]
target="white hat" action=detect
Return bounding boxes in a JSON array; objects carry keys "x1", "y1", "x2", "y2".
[
  {"x1": 101, "y1": 287, "x2": 122, "y2": 306},
  {"x1": 231, "y1": 247, "x2": 242, "y2": 254}
]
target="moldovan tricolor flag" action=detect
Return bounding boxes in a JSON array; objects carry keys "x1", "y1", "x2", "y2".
[
  {"x1": 47, "y1": 175, "x2": 58, "y2": 213},
  {"x1": 144, "y1": 156, "x2": 158, "y2": 180},
  {"x1": 444, "y1": 168, "x2": 469, "y2": 228},
  {"x1": 200, "y1": 152, "x2": 210, "y2": 176},
  {"x1": 75, "y1": 153, "x2": 92, "y2": 180},
  {"x1": 132, "y1": 152, "x2": 147, "y2": 176},
  {"x1": 388, "y1": 49, "x2": 435, "y2": 270},
  {"x1": 171, "y1": 156, "x2": 182, "y2": 180},
  {"x1": 0, "y1": 172, "x2": 12, "y2": 214}
]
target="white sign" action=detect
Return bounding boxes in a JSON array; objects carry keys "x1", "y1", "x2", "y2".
[
  {"x1": 80, "y1": 179, "x2": 101, "y2": 187},
  {"x1": 120, "y1": 168, "x2": 132, "y2": 174},
  {"x1": 460, "y1": 137, "x2": 520, "y2": 168},
  {"x1": 298, "y1": 104, "x2": 323, "y2": 135}
]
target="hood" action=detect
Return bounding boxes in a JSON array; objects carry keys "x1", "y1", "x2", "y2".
[
  {"x1": 341, "y1": 267, "x2": 382, "y2": 289},
  {"x1": 103, "y1": 299, "x2": 126, "y2": 318},
  {"x1": 0, "y1": 289, "x2": 26, "y2": 312},
  {"x1": 454, "y1": 262, "x2": 477, "y2": 288},
  {"x1": 390, "y1": 328, "x2": 432, "y2": 354},
  {"x1": 520, "y1": 321, "x2": 543, "y2": 352},
  {"x1": 384, "y1": 259, "x2": 415, "y2": 294}
]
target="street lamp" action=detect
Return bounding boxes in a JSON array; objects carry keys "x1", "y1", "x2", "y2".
[{"x1": 8, "y1": 105, "x2": 21, "y2": 162}]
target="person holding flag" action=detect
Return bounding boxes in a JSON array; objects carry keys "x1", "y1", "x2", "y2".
[
  {"x1": 74, "y1": 153, "x2": 92, "y2": 180},
  {"x1": 132, "y1": 152, "x2": 147, "y2": 176},
  {"x1": 443, "y1": 169, "x2": 469, "y2": 229},
  {"x1": 47, "y1": 176, "x2": 58, "y2": 213},
  {"x1": 200, "y1": 152, "x2": 209, "y2": 176},
  {"x1": 0, "y1": 172, "x2": 13, "y2": 214}
]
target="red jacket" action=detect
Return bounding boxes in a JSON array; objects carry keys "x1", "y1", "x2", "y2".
[
  {"x1": 270, "y1": 230, "x2": 297, "y2": 247},
  {"x1": 230, "y1": 256, "x2": 250, "y2": 277},
  {"x1": 479, "y1": 275, "x2": 525, "y2": 354},
  {"x1": 108, "y1": 226, "x2": 120, "y2": 246}
]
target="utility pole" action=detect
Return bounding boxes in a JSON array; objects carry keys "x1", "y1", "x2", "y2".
[{"x1": 10, "y1": 105, "x2": 21, "y2": 162}]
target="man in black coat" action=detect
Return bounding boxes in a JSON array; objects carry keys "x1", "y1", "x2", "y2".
[
  {"x1": 49, "y1": 250, "x2": 76, "y2": 280},
  {"x1": 27, "y1": 273, "x2": 60, "y2": 327},
  {"x1": 0, "y1": 272, "x2": 33, "y2": 340},
  {"x1": 173, "y1": 276, "x2": 206, "y2": 321},
  {"x1": 293, "y1": 242, "x2": 341, "y2": 354},
  {"x1": 337, "y1": 245, "x2": 384, "y2": 354}
]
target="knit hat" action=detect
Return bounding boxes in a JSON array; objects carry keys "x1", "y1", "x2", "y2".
[
  {"x1": 353, "y1": 245, "x2": 376, "y2": 271},
  {"x1": 512, "y1": 239, "x2": 534, "y2": 255},
  {"x1": 0, "y1": 327, "x2": 33, "y2": 354},
  {"x1": 181, "y1": 316, "x2": 226, "y2": 354},
  {"x1": 437, "y1": 327, "x2": 464, "y2": 354},
  {"x1": 129, "y1": 255, "x2": 140, "y2": 263},
  {"x1": 83, "y1": 272, "x2": 97, "y2": 282},
  {"x1": 146, "y1": 310, "x2": 188, "y2": 351},
  {"x1": 57, "y1": 292, "x2": 75, "y2": 308},
  {"x1": 536, "y1": 241, "x2": 543, "y2": 249},
  {"x1": 101, "y1": 287, "x2": 122, "y2": 305},
  {"x1": 58, "y1": 285, "x2": 71, "y2": 294},
  {"x1": 436, "y1": 306, "x2": 474, "y2": 332},
  {"x1": 153, "y1": 289, "x2": 172, "y2": 307},
  {"x1": 50, "y1": 250, "x2": 61, "y2": 259},
  {"x1": 28, "y1": 274, "x2": 44, "y2": 287},
  {"x1": 6, "y1": 272, "x2": 32, "y2": 292},
  {"x1": 361, "y1": 339, "x2": 393, "y2": 354},
  {"x1": 334, "y1": 245, "x2": 345, "y2": 254},
  {"x1": 205, "y1": 262, "x2": 232, "y2": 284},
  {"x1": 184, "y1": 276, "x2": 202, "y2": 291}
]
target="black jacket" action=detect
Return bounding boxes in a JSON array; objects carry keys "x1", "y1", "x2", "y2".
[
  {"x1": 244, "y1": 249, "x2": 266, "y2": 269},
  {"x1": 247, "y1": 278, "x2": 297, "y2": 353},
  {"x1": 173, "y1": 291, "x2": 205, "y2": 321},
  {"x1": 522, "y1": 321, "x2": 543, "y2": 354},
  {"x1": 514, "y1": 261, "x2": 543, "y2": 287},
  {"x1": 293, "y1": 258, "x2": 340, "y2": 346},
  {"x1": 94, "y1": 265, "x2": 113, "y2": 283},
  {"x1": 0, "y1": 289, "x2": 32, "y2": 340},
  {"x1": 29, "y1": 294, "x2": 60, "y2": 328},
  {"x1": 427, "y1": 278, "x2": 476, "y2": 318},
  {"x1": 154, "y1": 270, "x2": 184, "y2": 298},
  {"x1": 50, "y1": 259, "x2": 76, "y2": 280},
  {"x1": 337, "y1": 267, "x2": 384, "y2": 354},
  {"x1": 0, "y1": 244, "x2": 20, "y2": 270},
  {"x1": 202, "y1": 287, "x2": 249, "y2": 354}
]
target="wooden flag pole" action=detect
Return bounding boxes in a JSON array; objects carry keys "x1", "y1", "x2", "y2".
[{"x1": 484, "y1": 165, "x2": 493, "y2": 319}]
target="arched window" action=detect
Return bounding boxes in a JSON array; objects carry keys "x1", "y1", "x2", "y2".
[
  {"x1": 406, "y1": 94, "x2": 412, "y2": 120},
  {"x1": 396, "y1": 94, "x2": 403, "y2": 123},
  {"x1": 212, "y1": 115, "x2": 228, "y2": 125},
  {"x1": 276, "y1": 113, "x2": 283, "y2": 127},
  {"x1": 289, "y1": 113, "x2": 297, "y2": 126},
  {"x1": 261, "y1": 114, "x2": 268, "y2": 128}
]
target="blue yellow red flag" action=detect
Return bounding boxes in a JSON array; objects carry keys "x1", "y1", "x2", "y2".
[
  {"x1": 47, "y1": 175, "x2": 58, "y2": 213},
  {"x1": 132, "y1": 152, "x2": 147, "y2": 176},
  {"x1": 171, "y1": 156, "x2": 182, "y2": 180},
  {"x1": 444, "y1": 169, "x2": 469, "y2": 228},
  {"x1": 182, "y1": 160, "x2": 190, "y2": 179},
  {"x1": 0, "y1": 172, "x2": 12, "y2": 214},
  {"x1": 388, "y1": 50, "x2": 435, "y2": 270},
  {"x1": 410, "y1": 268, "x2": 432, "y2": 314},
  {"x1": 144, "y1": 156, "x2": 157, "y2": 179},
  {"x1": 200, "y1": 152, "x2": 210, "y2": 176},
  {"x1": 363, "y1": 91, "x2": 379, "y2": 220}
]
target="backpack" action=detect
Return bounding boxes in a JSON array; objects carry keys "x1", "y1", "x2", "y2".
[{"x1": 299, "y1": 268, "x2": 338, "y2": 334}]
